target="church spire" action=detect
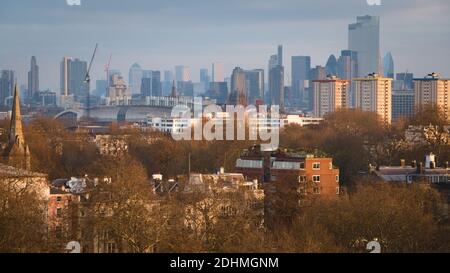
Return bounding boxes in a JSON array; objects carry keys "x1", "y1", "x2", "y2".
[
  {"x1": 9, "y1": 82, "x2": 25, "y2": 147},
  {"x1": 170, "y1": 80, "x2": 177, "y2": 98},
  {"x1": 3, "y1": 82, "x2": 30, "y2": 170}
]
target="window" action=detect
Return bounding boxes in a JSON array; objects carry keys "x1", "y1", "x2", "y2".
[
  {"x1": 313, "y1": 175, "x2": 320, "y2": 183},
  {"x1": 298, "y1": 187, "x2": 307, "y2": 195},
  {"x1": 336, "y1": 187, "x2": 340, "y2": 195},
  {"x1": 336, "y1": 175, "x2": 339, "y2": 182},
  {"x1": 56, "y1": 208, "x2": 62, "y2": 218},
  {"x1": 313, "y1": 162, "x2": 320, "y2": 170},
  {"x1": 329, "y1": 162, "x2": 333, "y2": 170},
  {"x1": 106, "y1": 242, "x2": 116, "y2": 253},
  {"x1": 298, "y1": 176, "x2": 307, "y2": 183},
  {"x1": 299, "y1": 162, "x2": 305, "y2": 169},
  {"x1": 56, "y1": 196, "x2": 62, "y2": 202},
  {"x1": 313, "y1": 187, "x2": 321, "y2": 194}
]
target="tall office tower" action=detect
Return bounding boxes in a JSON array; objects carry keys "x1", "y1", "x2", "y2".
[
  {"x1": 348, "y1": 15, "x2": 381, "y2": 77},
  {"x1": 69, "y1": 59, "x2": 88, "y2": 97},
  {"x1": 151, "y1": 71, "x2": 162, "y2": 97},
  {"x1": 142, "y1": 69, "x2": 152, "y2": 79},
  {"x1": 128, "y1": 63, "x2": 143, "y2": 95},
  {"x1": 164, "y1": 70, "x2": 174, "y2": 83},
  {"x1": 212, "y1": 62, "x2": 224, "y2": 82},
  {"x1": 312, "y1": 76, "x2": 350, "y2": 118},
  {"x1": 354, "y1": 73, "x2": 393, "y2": 125},
  {"x1": 175, "y1": 65, "x2": 190, "y2": 82},
  {"x1": 229, "y1": 67, "x2": 247, "y2": 105},
  {"x1": 338, "y1": 50, "x2": 358, "y2": 107},
  {"x1": 27, "y1": 56, "x2": 39, "y2": 103},
  {"x1": 414, "y1": 72, "x2": 450, "y2": 120},
  {"x1": 0, "y1": 70, "x2": 15, "y2": 106},
  {"x1": 177, "y1": 81, "x2": 194, "y2": 97},
  {"x1": 337, "y1": 50, "x2": 358, "y2": 80},
  {"x1": 141, "y1": 78, "x2": 153, "y2": 97},
  {"x1": 383, "y1": 52, "x2": 394, "y2": 79},
  {"x1": 94, "y1": 79, "x2": 107, "y2": 97},
  {"x1": 310, "y1": 66, "x2": 327, "y2": 81},
  {"x1": 244, "y1": 69, "x2": 264, "y2": 105},
  {"x1": 107, "y1": 74, "x2": 131, "y2": 105},
  {"x1": 291, "y1": 56, "x2": 311, "y2": 108},
  {"x1": 269, "y1": 65, "x2": 284, "y2": 110},
  {"x1": 60, "y1": 57, "x2": 88, "y2": 97},
  {"x1": 395, "y1": 72, "x2": 414, "y2": 90},
  {"x1": 141, "y1": 70, "x2": 162, "y2": 97},
  {"x1": 162, "y1": 70, "x2": 174, "y2": 96},
  {"x1": 277, "y1": 45, "x2": 283, "y2": 66},
  {"x1": 60, "y1": 57, "x2": 71, "y2": 96},
  {"x1": 308, "y1": 66, "x2": 327, "y2": 110},
  {"x1": 268, "y1": 55, "x2": 278, "y2": 71},
  {"x1": 208, "y1": 82, "x2": 228, "y2": 104},
  {"x1": 200, "y1": 68, "x2": 210, "y2": 92},
  {"x1": 325, "y1": 55, "x2": 338, "y2": 76}
]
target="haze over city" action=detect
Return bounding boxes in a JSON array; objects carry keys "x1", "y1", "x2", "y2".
[{"x1": 1, "y1": 0, "x2": 449, "y2": 90}]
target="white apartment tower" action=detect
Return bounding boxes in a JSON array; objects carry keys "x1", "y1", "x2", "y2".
[
  {"x1": 414, "y1": 72, "x2": 450, "y2": 120},
  {"x1": 354, "y1": 73, "x2": 392, "y2": 124},
  {"x1": 312, "y1": 76, "x2": 350, "y2": 118}
]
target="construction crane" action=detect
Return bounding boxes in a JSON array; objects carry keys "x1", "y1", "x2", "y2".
[
  {"x1": 84, "y1": 43, "x2": 98, "y2": 120},
  {"x1": 104, "y1": 54, "x2": 112, "y2": 97}
]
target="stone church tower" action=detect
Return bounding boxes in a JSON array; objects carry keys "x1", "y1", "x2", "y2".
[{"x1": 3, "y1": 83, "x2": 31, "y2": 170}]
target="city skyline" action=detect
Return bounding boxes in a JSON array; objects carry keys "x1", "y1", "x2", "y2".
[{"x1": 0, "y1": 0, "x2": 449, "y2": 92}]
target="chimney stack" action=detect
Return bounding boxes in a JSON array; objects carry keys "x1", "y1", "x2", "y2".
[{"x1": 400, "y1": 159, "x2": 405, "y2": 168}]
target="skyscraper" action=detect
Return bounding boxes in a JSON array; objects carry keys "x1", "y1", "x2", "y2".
[
  {"x1": 338, "y1": 50, "x2": 358, "y2": 107},
  {"x1": 60, "y1": 57, "x2": 88, "y2": 98},
  {"x1": 337, "y1": 50, "x2": 358, "y2": 80},
  {"x1": 141, "y1": 70, "x2": 162, "y2": 97},
  {"x1": 244, "y1": 69, "x2": 264, "y2": 105},
  {"x1": 208, "y1": 82, "x2": 228, "y2": 104},
  {"x1": 269, "y1": 65, "x2": 284, "y2": 110},
  {"x1": 200, "y1": 68, "x2": 210, "y2": 92},
  {"x1": 94, "y1": 79, "x2": 107, "y2": 97},
  {"x1": 291, "y1": 56, "x2": 311, "y2": 107},
  {"x1": 229, "y1": 67, "x2": 247, "y2": 105},
  {"x1": 354, "y1": 73, "x2": 392, "y2": 124},
  {"x1": 0, "y1": 70, "x2": 15, "y2": 106},
  {"x1": 310, "y1": 66, "x2": 327, "y2": 81},
  {"x1": 414, "y1": 72, "x2": 450, "y2": 120},
  {"x1": 395, "y1": 72, "x2": 414, "y2": 90},
  {"x1": 348, "y1": 15, "x2": 381, "y2": 77},
  {"x1": 212, "y1": 62, "x2": 224, "y2": 82},
  {"x1": 175, "y1": 65, "x2": 190, "y2": 82},
  {"x1": 383, "y1": 52, "x2": 394, "y2": 79},
  {"x1": 27, "y1": 56, "x2": 39, "y2": 103},
  {"x1": 313, "y1": 76, "x2": 350, "y2": 118},
  {"x1": 162, "y1": 70, "x2": 174, "y2": 96},
  {"x1": 268, "y1": 55, "x2": 278, "y2": 71},
  {"x1": 325, "y1": 55, "x2": 338, "y2": 76},
  {"x1": 277, "y1": 45, "x2": 283, "y2": 66},
  {"x1": 128, "y1": 63, "x2": 143, "y2": 95}
]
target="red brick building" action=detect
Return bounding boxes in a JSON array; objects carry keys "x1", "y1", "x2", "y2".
[{"x1": 235, "y1": 145, "x2": 340, "y2": 199}]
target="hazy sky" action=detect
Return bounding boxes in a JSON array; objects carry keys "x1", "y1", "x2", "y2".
[{"x1": 1, "y1": 0, "x2": 449, "y2": 91}]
